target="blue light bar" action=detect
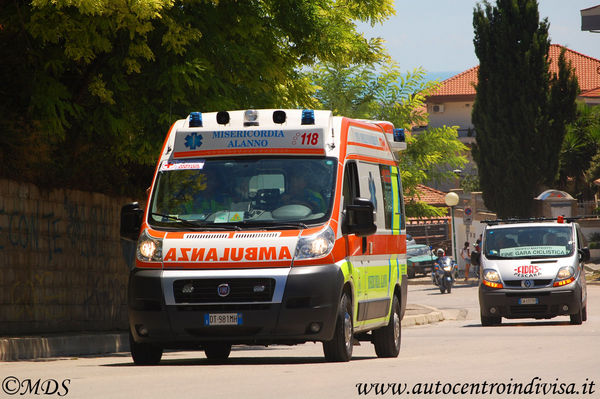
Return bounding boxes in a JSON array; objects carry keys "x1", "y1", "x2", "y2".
[
  {"x1": 189, "y1": 112, "x2": 203, "y2": 127},
  {"x1": 301, "y1": 109, "x2": 315, "y2": 125},
  {"x1": 393, "y1": 128, "x2": 405, "y2": 142}
]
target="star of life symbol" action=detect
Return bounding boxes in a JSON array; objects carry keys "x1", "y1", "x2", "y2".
[{"x1": 185, "y1": 133, "x2": 203, "y2": 150}]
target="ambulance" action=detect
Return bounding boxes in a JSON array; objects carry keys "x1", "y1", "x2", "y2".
[{"x1": 120, "y1": 109, "x2": 408, "y2": 364}]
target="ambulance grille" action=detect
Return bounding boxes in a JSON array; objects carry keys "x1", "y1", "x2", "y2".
[
  {"x1": 234, "y1": 232, "x2": 280, "y2": 239},
  {"x1": 184, "y1": 233, "x2": 229, "y2": 239},
  {"x1": 173, "y1": 278, "x2": 275, "y2": 303}
]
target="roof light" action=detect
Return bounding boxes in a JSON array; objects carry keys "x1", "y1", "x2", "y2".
[
  {"x1": 301, "y1": 109, "x2": 315, "y2": 125},
  {"x1": 273, "y1": 110, "x2": 286, "y2": 124},
  {"x1": 393, "y1": 128, "x2": 405, "y2": 142},
  {"x1": 244, "y1": 110, "x2": 259, "y2": 126},
  {"x1": 216, "y1": 111, "x2": 230, "y2": 125},
  {"x1": 189, "y1": 112, "x2": 203, "y2": 127},
  {"x1": 557, "y1": 215, "x2": 564, "y2": 223}
]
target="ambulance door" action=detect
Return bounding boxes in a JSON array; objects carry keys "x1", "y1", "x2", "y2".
[
  {"x1": 356, "y1": 161, "x2": 390, "y2": 325},
  {"x1": 341, "y1": 161, "x2": 368, "y2": 329}
]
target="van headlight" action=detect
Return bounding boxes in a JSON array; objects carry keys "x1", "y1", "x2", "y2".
[
  {"x1": 553, "y1": 266, "x2": 575, "y2": 287},
  {"x1": 295, "y1": 227, "x2": 335, "y2": 260},
  {"x1": 136, "y1": 230, "x2": 163, "y2": 262},
  {"x1": 482, "y1": 269, "x2": 503, "y2": 289}
]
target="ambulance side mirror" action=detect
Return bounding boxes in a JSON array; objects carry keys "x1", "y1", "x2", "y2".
[
  {"x1": 343, "y1": 197, "x2": 376, "y2": 237},
  {"x1": 120, "y1": 202, "x2": 143, "y2": 241}
]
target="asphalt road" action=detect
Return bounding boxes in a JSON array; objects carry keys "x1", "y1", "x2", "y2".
[{"x1": 2, "y1": 285, "x2": 598, "y2": 399}]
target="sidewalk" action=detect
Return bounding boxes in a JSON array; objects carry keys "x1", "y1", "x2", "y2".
[{"x1": 0, "y1": 304, "x2": 445, "y2": 361}]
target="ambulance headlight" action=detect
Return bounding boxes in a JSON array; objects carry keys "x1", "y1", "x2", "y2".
[
  {"x1": 295, "y1": 227, "x2": 335, "y2": 260},
  {"x1": 137, "y1": 230, "x2": 163, "y2": 262}
]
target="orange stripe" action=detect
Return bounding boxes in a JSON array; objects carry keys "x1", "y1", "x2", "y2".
[
  {"x1": 347, "y1": 141, "x2": 386, "y2": 151},
  {"x1": 173, "y1": 148, "x2": 325, "y2": 158},
  {"x1": 163, "y1": 261, "x2": 292, "y2": 269}
]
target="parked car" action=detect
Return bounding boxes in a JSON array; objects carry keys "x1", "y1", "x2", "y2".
[{"x1": 407, "y1": 244, "x2": 437, "y2": 278}]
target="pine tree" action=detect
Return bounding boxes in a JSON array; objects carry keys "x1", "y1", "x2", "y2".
[{"x1": 471, "y1": 0, "x2": 577, "y2": 218}]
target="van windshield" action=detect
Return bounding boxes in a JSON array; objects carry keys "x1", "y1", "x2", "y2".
[
  {"x1": 148, "y1": 157, "x2": 337, "y2": 229},
  {"x1": 484, "y1": 226, "x2": 574, "y2": 259}
]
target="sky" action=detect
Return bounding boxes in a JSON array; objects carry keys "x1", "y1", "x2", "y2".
[{"x1": 358, "y1": 1, "x2": 600, "y2": 80}]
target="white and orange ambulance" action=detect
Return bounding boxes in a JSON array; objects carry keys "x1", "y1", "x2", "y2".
[{"x1": 120, "y1": 109, "x2": 408, "y2": 364}]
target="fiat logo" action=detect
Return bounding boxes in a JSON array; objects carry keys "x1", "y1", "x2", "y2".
[
  {"x1": 522, "y1": 279, "x2": 534, "y2": 288},
  {"x1": 217, "y1": 283, "x2": 230, "y2": 297}
]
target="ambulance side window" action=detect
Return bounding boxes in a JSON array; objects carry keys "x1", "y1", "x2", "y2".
[{"x1": 342, "y1": 162, "x2": 359, "y2": 208}]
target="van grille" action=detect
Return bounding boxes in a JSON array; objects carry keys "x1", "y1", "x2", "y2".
[
  {"x1": 173, "y1": 278, "x2": 275, "y2": 303},
  {"x1": 510, "y1": 305, "x2": 548, "y2": 316},
  {"x1": 504, "y1": 279, "x2": 552, "y2": 288}
]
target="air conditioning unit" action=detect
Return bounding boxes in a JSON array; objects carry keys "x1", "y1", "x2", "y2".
[{"x1": 432, "y1": 104, "x2": 445, "y2": 113}]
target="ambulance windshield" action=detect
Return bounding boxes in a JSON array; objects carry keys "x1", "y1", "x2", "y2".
[
  {"x1": 484, "y1": 226, "x2": 574, "y2": 259},
  {"x1": 148, "y1": 157, "x2": 337, "y2": 229}
]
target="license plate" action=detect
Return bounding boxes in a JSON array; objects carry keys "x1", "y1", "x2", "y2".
[
  {"x1": 518, "y1": 298, "x2": 539, "y2": 305},
  {"x1": 204, "y1": 313, "x2": 243, "y2": 326}
]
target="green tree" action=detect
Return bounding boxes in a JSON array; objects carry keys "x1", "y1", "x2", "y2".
[
  {"x1": 471, "y1": 0, "x2": 578, "y2": 218},
  {"x1": 0, "y1": 0, "x2": 393, "y2": 196},
  {"x1": 310, "y1": 62, "x2": 468, "y2": 217}
]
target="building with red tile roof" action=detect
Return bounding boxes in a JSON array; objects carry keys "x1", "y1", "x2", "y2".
[
  {"x1": 425, "y1": 44, "x2": 600, "y2": 140},
  {"x1": 410, "y1": 184, "x2": 448, "y2": 207}
]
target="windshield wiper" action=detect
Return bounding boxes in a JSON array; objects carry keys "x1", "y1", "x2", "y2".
[
  {"x1": 235, "y1": 221, "x2": 308, "y2": 230},
  {"x1": 150, "y1": 213, "x2": 242, "y2": 230}
]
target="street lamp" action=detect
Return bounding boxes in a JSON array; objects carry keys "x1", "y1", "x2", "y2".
[{"x1": 444, "y1": 192, "x2": 460, "y2": 260}]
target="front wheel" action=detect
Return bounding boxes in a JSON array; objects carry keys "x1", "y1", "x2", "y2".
[
  {"x1": 129, "y1": 330, "x2": 163, "y2": 365},
  {"x1": 439, "y1": 286, "x2": 446, "y2": 294},
  {"x1": 204, "y1": 343, "x2": 232, "y2": 360},
  {"x1": 480, "y1": 312, "x2": 501, "y2": 327},
  {"x1": 323, "y1": 292, "x2": 353, "y2": 362},
  {"x1": 372, "y1": 295, "x2": 402, "y2": 358}
]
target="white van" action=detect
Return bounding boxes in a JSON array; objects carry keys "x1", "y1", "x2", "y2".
[
  {"x1": 478, "y1": 217, "x2": 589, "y2": 326},
  {"x1": 121, "y1": 109, "x2": 408, "y2": 363}
]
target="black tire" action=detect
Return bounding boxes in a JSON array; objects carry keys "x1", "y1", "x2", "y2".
[
  {"x1": 407, "y1": 268, "x2": 415, "y2": 279},
  {"x1": 582, "y1": 305, "x2": 587, "y2": 322},
  {"x1": 204, "y1": 343, "x2": 232, "y2": 360},
  {"x1": 323, "y1": 292, "x2": 353, "y2": 362},
  {"x1": 439, "y1": 286, "x2": 445, "y2": 294},
  {"x1": 373, "y1": 295, "x2": 402, "y2": 358},
  {"x1": 480, "y1": 313, "x2": 501, "y2": 327},
  {"x1": 446, "y1": 283, "x2": 452, "y2": 294},
  {"x1": 129, "y1": 330, "x2": 163, "y2": 365},
  {"x1": 570, "y1": 307, "x2": 583, "y2": 325}
]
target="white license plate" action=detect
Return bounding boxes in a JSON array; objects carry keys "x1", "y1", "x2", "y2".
[
  {"x1": 204, "y1": 313, "x2": 242, "y2": 326},
  {"x1": 518, "y1": 298, "x2": 539, "y2": 305}
]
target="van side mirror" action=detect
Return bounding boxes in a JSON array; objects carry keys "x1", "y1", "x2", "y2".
[
  {"x1": 579, "y1": 247, "x2": 590, "y2": 263},
  {"x1": 343, "y1": 197, "x2": 376, "y2": 237},
  {"x1": 120, "y1": 202, "x2": 143, "y2": 241}
]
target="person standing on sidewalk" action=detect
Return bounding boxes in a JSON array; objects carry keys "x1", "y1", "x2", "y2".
[{"x1": 460, "y1": 241, "x2": 471, "y2": 281}]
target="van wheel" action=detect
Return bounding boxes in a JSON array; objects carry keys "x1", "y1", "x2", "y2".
[
  {"x1": 204, "y1": 343, "x2": 232, "y2": 360},
  {"x1": 570, "y1": 308, "x2": 583, "y2": 325},
  {"x1": 323, "y1": 292, "x2": 353, "y2": 362},
  {"x1": 129, "y1": 330, "x2": 163, "y2": 365},
  {"x1": 373, "y1": 295, "x2": 401, "y2": 358},
  {"x1": 582, "y1": 305, "x2": 587, "y2": 322},
  {"x1": 480, "y1": 313, "x2": 501, "y2": 326}
]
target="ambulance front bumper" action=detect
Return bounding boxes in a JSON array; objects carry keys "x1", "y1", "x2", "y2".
[{"x1": 128, "y1": 265, "x2": 344, "y2": 347}]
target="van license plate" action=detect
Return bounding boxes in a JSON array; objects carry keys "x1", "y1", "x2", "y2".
[
  {"x1": 518, "y1": 298, "x2": 538, "y2": 305},
  {"x1": 204, "y1": 313, "x2": 242, "y2": 326}
]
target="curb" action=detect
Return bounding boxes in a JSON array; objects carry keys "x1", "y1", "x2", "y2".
[
  {"x1": 0, "y1": 333, "x2": 129, "y2": 361},
  {"x1": 401, "y1": 304, "x2": 445, "y2": 327}
]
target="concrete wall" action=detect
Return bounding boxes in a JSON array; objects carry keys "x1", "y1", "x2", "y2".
[{"x1": 0, "y1": 179, "x2": 133, "y2": 335}]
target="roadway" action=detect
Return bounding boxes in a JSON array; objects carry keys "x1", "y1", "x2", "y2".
[{"x1": 1, "y1": 284, "x2": 598, "y2": 399}]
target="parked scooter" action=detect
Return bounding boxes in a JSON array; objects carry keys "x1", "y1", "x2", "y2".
[{"x1": 432, "y1": 249, "x2": 458, "y2": 294}]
